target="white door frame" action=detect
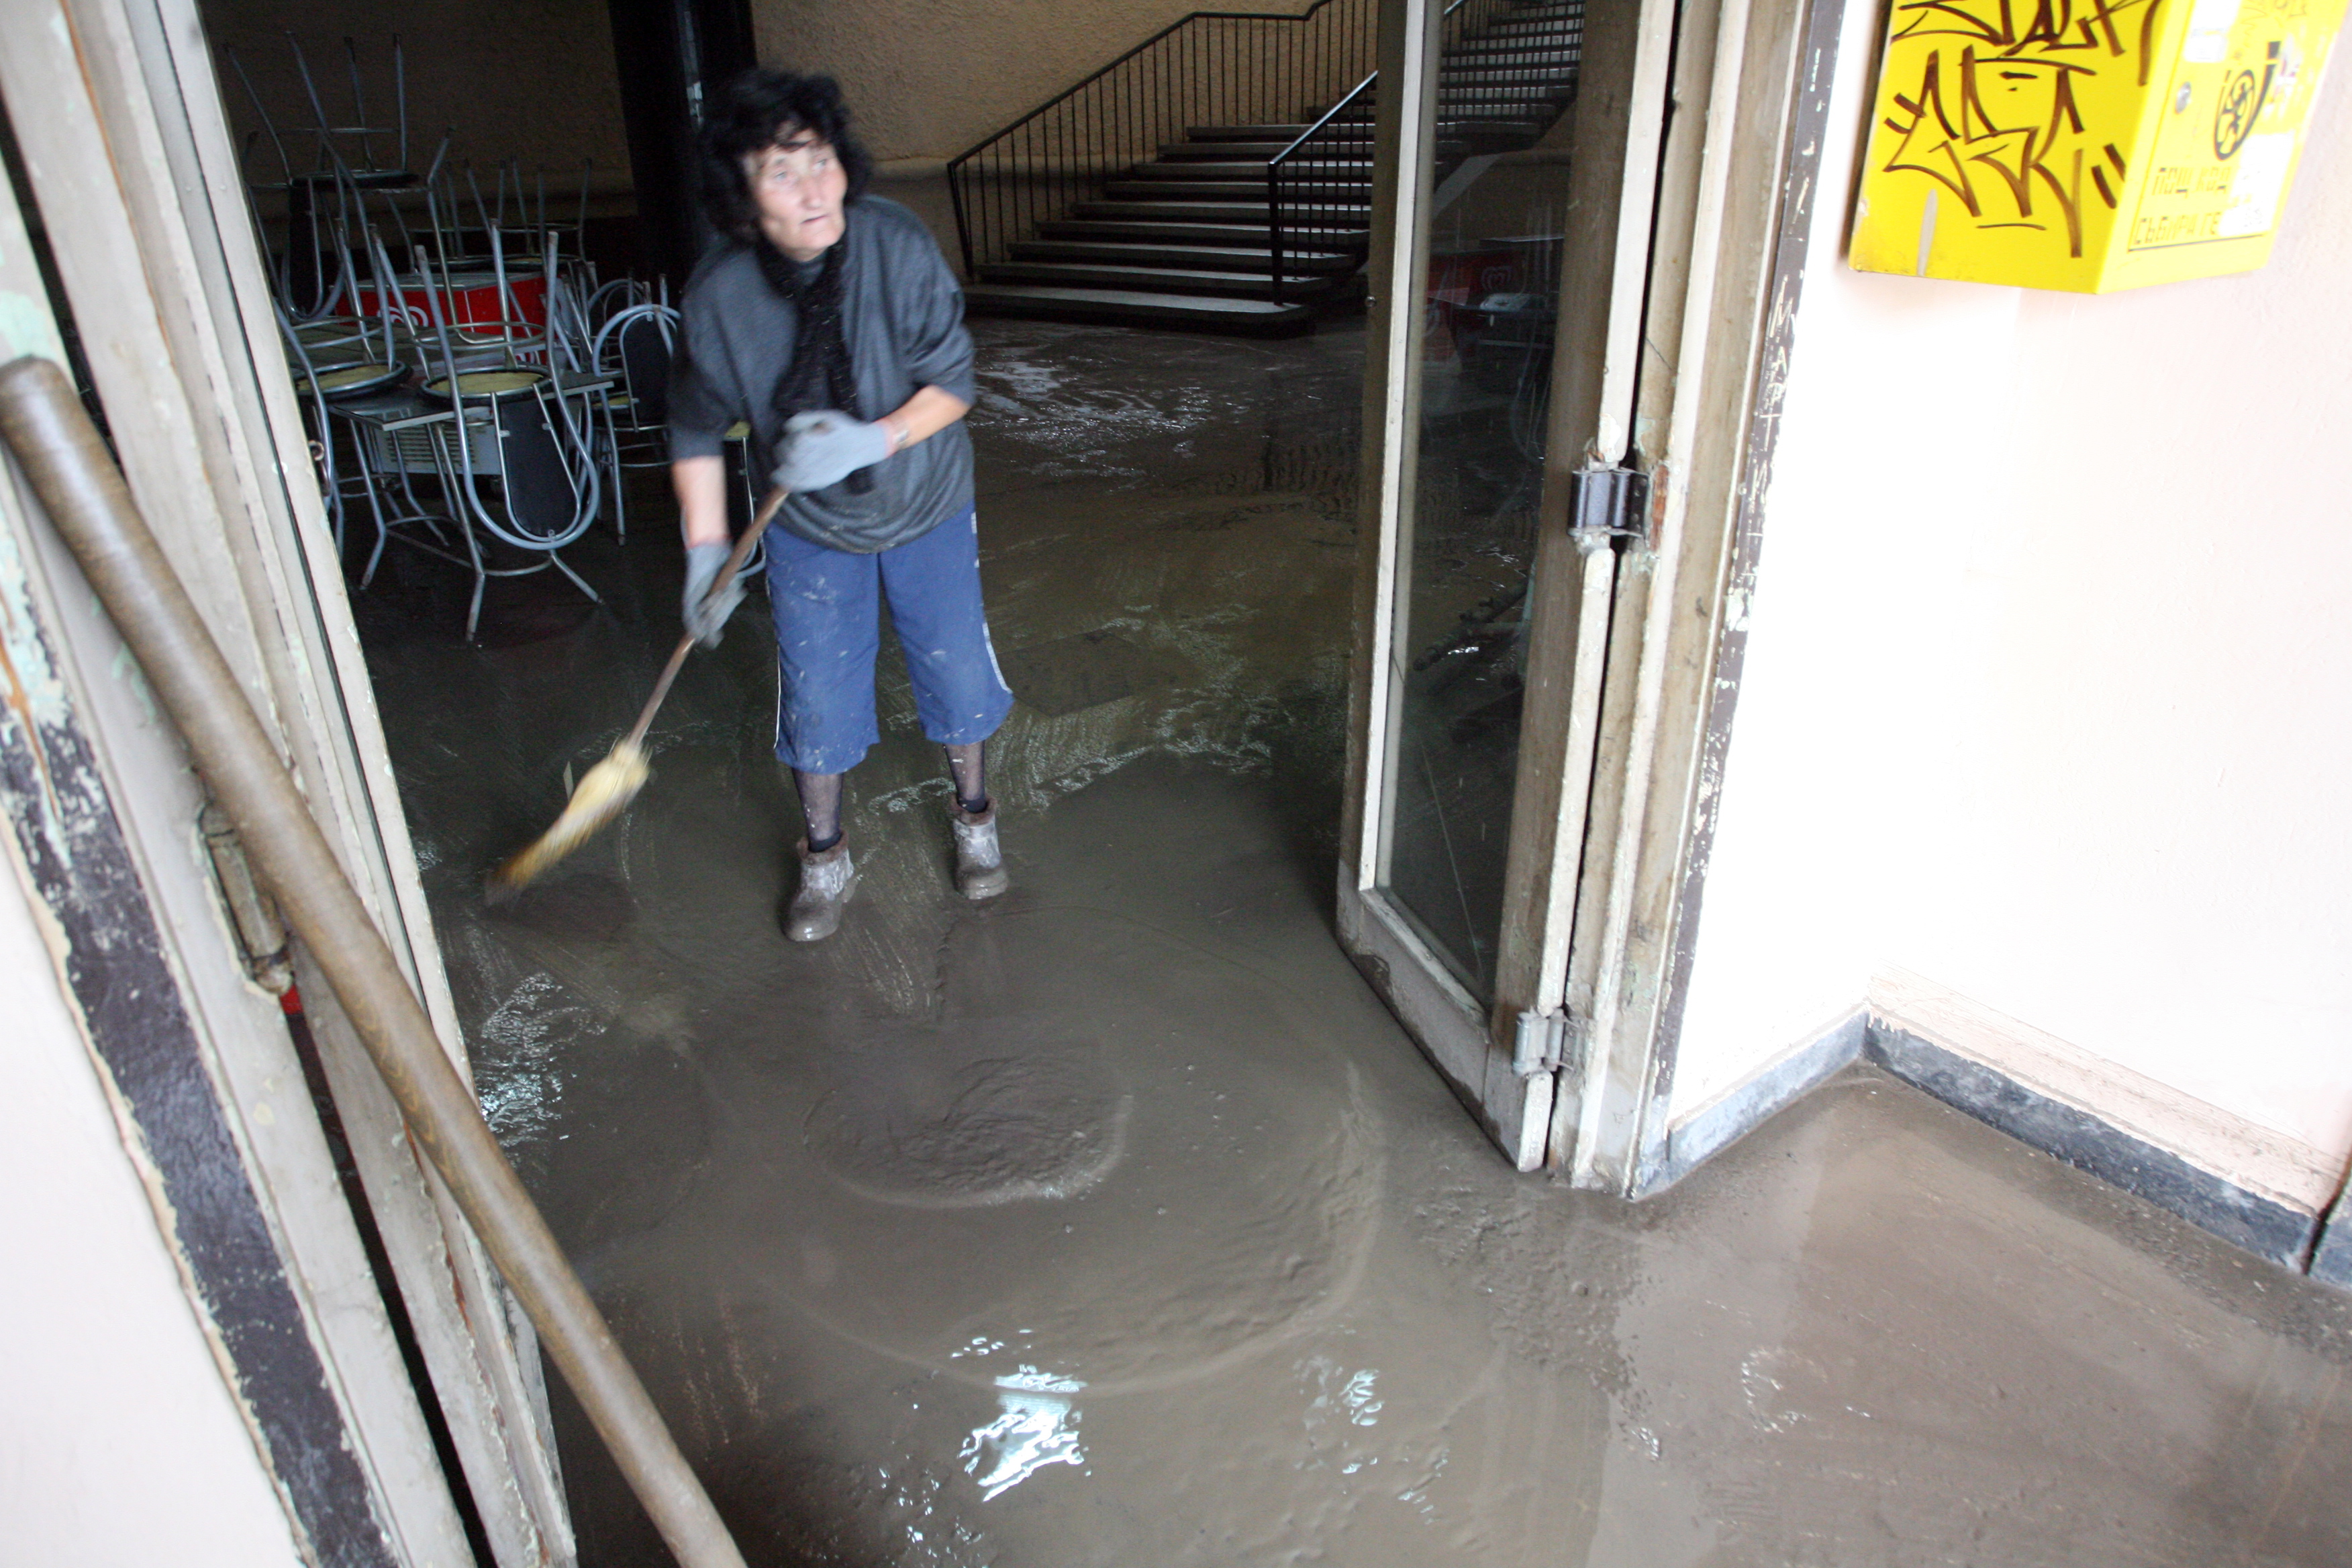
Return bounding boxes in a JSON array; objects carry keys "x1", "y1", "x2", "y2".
[
  {"x1": 1338, "y1": 0, "x2": 1679, "y2": 1171},
  {"x1": 1555, "y1": 0, "x2": 1847, "y2": 1194},
  {"x1": 1342, "y1": 0, "x2": 1849, "y2": 1187},
  {"x1": 0, "y1": 0, "x2": 572, "y2": 1559}
]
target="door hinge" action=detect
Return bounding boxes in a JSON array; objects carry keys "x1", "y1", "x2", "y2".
[
  {"x1": 201, "y1": 801, "x2": 295, "y2": 995},
  {"x1": 1567, "y1": 464, "x2": 1650, "y2": 547},
  {"x1": 1512, "y1": 1008, "x2": 1571, "y2": 1079}
]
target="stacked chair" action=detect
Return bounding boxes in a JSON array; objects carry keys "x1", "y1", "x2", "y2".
[{"x1": 236, "y1": 34, "x2": 661, "y2": 640}]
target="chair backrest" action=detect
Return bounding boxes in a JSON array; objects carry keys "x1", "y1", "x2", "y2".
[
  {"x1": 617, "y1": 308, "x2": 675, "y2": 426},
  {"x1": 584, "y1": 277, "x2": 650, "y2": 332},
  {"x1": 487, "y1": 391, "x2": 579, "y2": 544},
  {"x1": 591, "y1": 302, "x2": 679, "y2": 429}
]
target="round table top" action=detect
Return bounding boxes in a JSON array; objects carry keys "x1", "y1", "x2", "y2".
[
  {"x1": 424, "y1": 369, "x2": 548, "y2": 399},
  {"x1": 303, "y1": 363, "x2": 407, "y2": 395}
]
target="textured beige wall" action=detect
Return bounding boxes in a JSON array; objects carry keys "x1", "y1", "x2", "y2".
[
  {"x1": 197, "y1": 0, "x2": 634, "y2": 206},
  {"x1": 754, "y1": 0, "x2": 1314, "y2": 162},
  {"x1": 1673, "y1": 0, "x2": 2352, "y2": 1174}
]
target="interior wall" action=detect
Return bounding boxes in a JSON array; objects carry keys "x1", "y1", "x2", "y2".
[
  {"x1": 0, "y1": 863, "x2": 308, "y2": 1565},
  {"x1": 1671, "y1": 0, "x2": 2352, "y2": 1174},
  {"x1": 198, "y1": 0, "x2": 634, "y2": 207},
  {"x1": 750, "y1": 0, "x2": 1317, "y2": 162}
]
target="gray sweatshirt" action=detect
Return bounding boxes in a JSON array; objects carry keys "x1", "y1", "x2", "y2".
[{"x1": 667, "y1": 198, "x2": 977, "y2": 554}]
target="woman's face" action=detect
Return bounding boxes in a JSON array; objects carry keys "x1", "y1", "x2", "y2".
[{"x1": 744, "y1": 129, "x2": 847, "y2": 260}]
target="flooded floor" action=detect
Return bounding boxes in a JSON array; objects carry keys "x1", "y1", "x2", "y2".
[{"x1": 355, "y1": 319, "x2": 2352, "y2": 1566}]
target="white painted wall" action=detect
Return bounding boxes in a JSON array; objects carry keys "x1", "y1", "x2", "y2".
[
  {"x1": 0, "y1": 863, "x2": 307, "y2": 1567},
  {"x1": 1671, "y1": 4, "x2": 2352, "y2": 1177}
]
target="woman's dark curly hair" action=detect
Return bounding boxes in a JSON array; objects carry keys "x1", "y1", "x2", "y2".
[{"x1": 699, "y1": 70, "x2": 874, "y2": 243}]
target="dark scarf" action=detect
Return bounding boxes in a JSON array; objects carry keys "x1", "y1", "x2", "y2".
[{"x1": 754, "y1": 234, "x2": 871, "y2": 495}]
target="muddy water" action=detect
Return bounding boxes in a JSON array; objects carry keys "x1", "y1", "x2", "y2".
[{"x1": 356, "y1": 320, "x2": 2352, "y2": 1565}]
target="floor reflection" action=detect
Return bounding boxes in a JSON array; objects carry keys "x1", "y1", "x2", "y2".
[{"x1": 353, "y1": 318, "x2": 2352, "y2": 1567}]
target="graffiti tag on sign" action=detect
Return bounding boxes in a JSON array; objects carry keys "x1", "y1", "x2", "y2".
[
  {"x1": 1871, "y1": 0, "x2": 2165, "y2": 260},
  {"x1": 1850, "y1": 0, "x2": 2345, "y2": 289}
]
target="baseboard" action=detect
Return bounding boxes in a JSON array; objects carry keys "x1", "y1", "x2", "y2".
[
  {"x1": 1643, "y1": 1006, "x2": 1869, "y2": 1194},
  {"x1": 1863, "y1": 968, "x2": 2341, "y2": 1274},
  {"x1": 1650, "y1": 970, "x2": 2350, "y2": 1290},
  {"x1": 1866, "y1": 1023, "x2": 2318, "y2": 1265}
]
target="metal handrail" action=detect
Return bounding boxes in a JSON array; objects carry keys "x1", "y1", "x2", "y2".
[
  {"x1": 946, "y1": 0, "x2": 1377, "y2": 277},
  {"x1": 946, "y1": 1, "x2": 1355, "y2": 164},
  {"x1": 0, "y1": 354, "x2": 749, "y2": 1568},
  {"x1": 1266, "y1": 69, "x2": 1376, "y2": 301},
  {"x1": 1265, "y1": 0, "x2": 1553, "y2": 302}
]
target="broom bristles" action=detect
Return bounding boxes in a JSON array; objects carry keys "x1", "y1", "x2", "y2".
[{"x1": 486, "y1": 740, "x2": 651, "y2": 901}]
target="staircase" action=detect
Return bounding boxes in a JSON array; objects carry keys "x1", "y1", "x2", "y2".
[{"x1": 951, "y1": 0, "x2": 1585, "y2": 336}]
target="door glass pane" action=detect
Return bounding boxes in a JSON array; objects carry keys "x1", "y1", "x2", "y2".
[{"x1": 1377, "y1": 17, "x2": 1573, "y2": 995}]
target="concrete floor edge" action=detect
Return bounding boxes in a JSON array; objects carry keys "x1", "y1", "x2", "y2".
[
  {"x1": 1647, "y1": 997, "x2": 2351, "y2": 1292},
  {"x1": 1645, "y1": 1010, "x2": 1869, "y2": 1195}
]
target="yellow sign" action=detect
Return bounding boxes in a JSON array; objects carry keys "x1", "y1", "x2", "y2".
[{"x1": 1849, "y1": 0, "x2": 2347, "y2": 290}]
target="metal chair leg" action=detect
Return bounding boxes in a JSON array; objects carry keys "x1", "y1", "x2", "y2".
[{"x1": 546, "y1": 550, "x2": 603, "y2": 604}]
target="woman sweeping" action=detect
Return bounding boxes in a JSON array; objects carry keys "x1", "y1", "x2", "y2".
[{"x1": 669, "y1": 70, "x2": 1012, "y2": 942}]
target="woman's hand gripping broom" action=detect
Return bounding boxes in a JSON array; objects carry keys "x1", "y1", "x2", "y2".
[{"x1": 487, "y1": 486, "x2": 788, "y2": 901}]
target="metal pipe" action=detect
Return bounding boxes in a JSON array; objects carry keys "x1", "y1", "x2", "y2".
[
  {"x1": 0, "y1": 354, "x2": 748, "y2": 1568},
  {"x1": 343, "y1": 37, "x2": 372, "y2": 170},
  {"x1": 393, "y1": 36, "x2": 408, "y2": 169}
]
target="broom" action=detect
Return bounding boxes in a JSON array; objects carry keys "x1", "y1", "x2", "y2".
[{"x1": 487, "y1": 485, "x2": 789, "y2": 901}]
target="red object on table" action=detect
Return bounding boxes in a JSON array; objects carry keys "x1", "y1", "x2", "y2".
[
  {"x1": 1424, "y1": 247, "x2": 1519, "y2": 362},
  {"x1": 1426, "y1": 246, "x2": 1520, "y2": 307},
  {"x1": 346, "y1": 275, "x2": 547, "y2": 333}
]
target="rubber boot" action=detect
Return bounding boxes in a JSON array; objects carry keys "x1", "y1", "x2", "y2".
[
  {"x1": 950, "y1": 804, "x2": 1009, "y2": 901},
  {"x1": 785, "y1": 838, "x2": 858, "y2": 942}
]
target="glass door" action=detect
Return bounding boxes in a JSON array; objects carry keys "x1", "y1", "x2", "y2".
[
  {"x1": 1382, "y1": 152, "x2": 1565, "y2": 997},
  {"x1": 1341, "y1": 0, "x2": 1671, "y2": 1167}
]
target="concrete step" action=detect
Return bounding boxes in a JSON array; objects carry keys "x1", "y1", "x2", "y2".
[
  {"x1": 1159, "y1": 140, "x2": 1378, "y2": 160},
  {"x1": 1438, "y1": 81, "x2": 1575, "y2": 101},
  {"x1": 1103, "y1": 179, "x2": 1371, "y2": 202},
  {"x1": 1183, "y1": 123, "x2": 1375, "y2": 142},
  {"x1": 1466, "y1": 22, "x2": 1579, "y2": 40},
  {"x1": 1444, "y1": 44, "x2": 1581, "y2": 66},
  {"x1": 1457, "y1": 19, "x2": 1585, "y2": 38},
  {"x1": 1475, "y1": 15, "x2": 1589, "y2": 36},
  {"x1": 1483, "y1": 1, "x2": 1585, "y2": 17},
  {"x1": 977, "y1": 260, "x2": 1348, "y2": 299},
  {"x1": 1330, "y1": 106, "x2": 1553, "y2": 140},
  {"x1": 1438, "y1": 70, "x2": 1579, "y2": 89},
  {"x1": 1038, "y1": 216, "x2": 1365, "y2": 246},
  {"x1": 1442, "y1": 50, "x2": 1583, "y2": 70},
  {"x1": 1332, "y1": 87, "x2": 1563, "y2": 113},
  {"x1": 1009, "y1": 237, "x2": 1360, "y2": 273},
  {"x1": 1467, "y1": 7, "x2": 1583, "y2": 29},
  {"x1": 961, "y1": 283, "x2": 1322, "y2": 336},
  {"x1": 1120, "y1": 160, "x2": 1371, "y2": 180},
  {"x1": 1458, "y1": 23, "x2": 1589, "y2": 46},
  {"x1": 1073, "y1": 197, "x2": 1369, "y2": 226}
]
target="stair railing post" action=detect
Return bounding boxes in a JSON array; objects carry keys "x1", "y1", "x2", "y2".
[
  {"x1": 942, "y1": 0, "x2": 1385, "y2": 311},
  {"x1": 1269, "y1": 158, "x2": 1285, "y2": 303},
  {"x1": 946, "y1": 154, "x2": 975, "y2": 277}
]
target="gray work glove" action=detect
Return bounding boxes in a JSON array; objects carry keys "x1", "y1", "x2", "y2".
[
  {"x1": 682, "y1": 540, "x2": 741, "y2": 649},
  {"x1": 771, "y1": 409, "x2": 893, "y2": 494}
]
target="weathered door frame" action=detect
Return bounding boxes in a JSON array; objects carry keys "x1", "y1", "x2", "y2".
[
  {"x1": 1342, "y1": 0, "x2": 1845, "y2": 1188},
  {"x1": 0, "y1": 0, "x2": 572, "y2": 1559},
  {"x1": 1338, "y1": 0, "x2": 1680, "y2": 1172}
]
